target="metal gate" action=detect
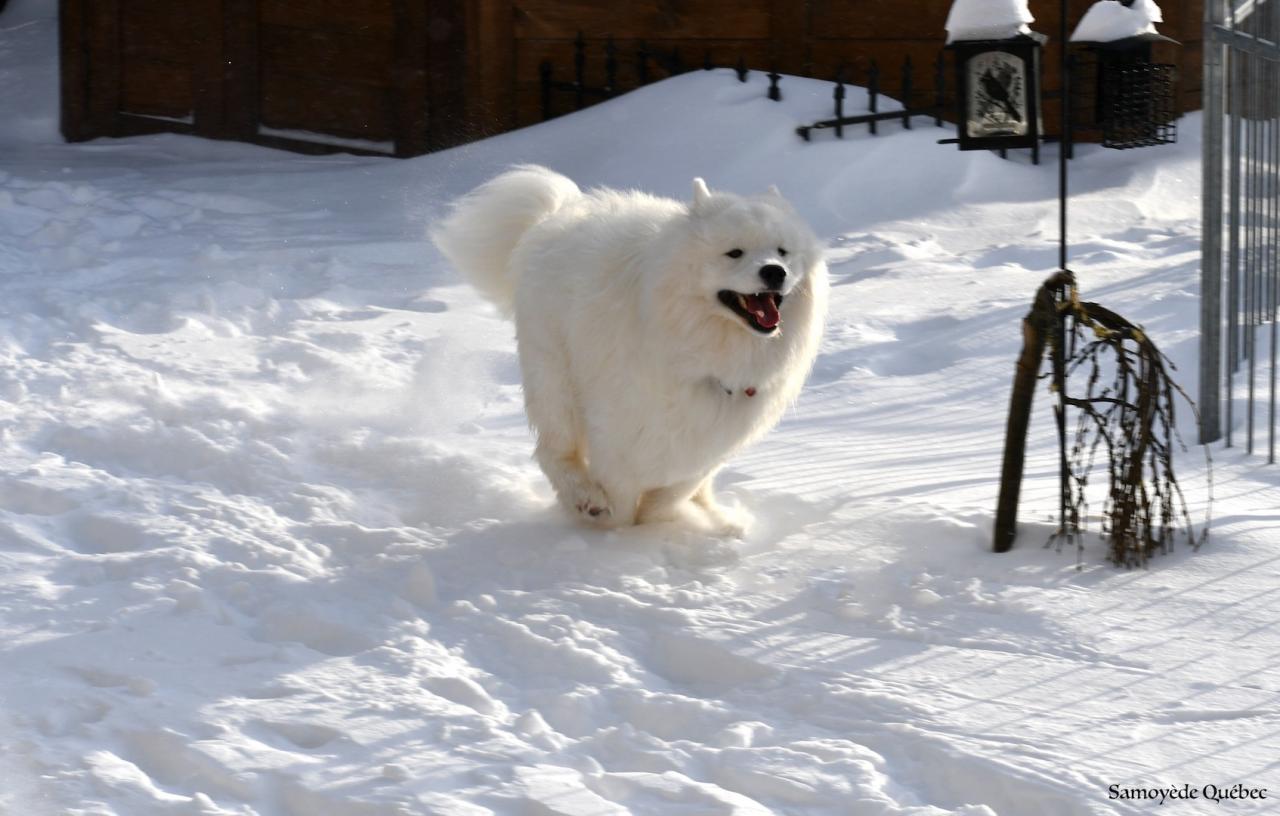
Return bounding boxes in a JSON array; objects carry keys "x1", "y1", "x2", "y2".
[{"x1": 1200, "y1": 0, "x2": 1280, "y2": 458}]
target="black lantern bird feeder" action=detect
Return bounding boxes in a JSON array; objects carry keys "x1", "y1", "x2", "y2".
[
  {"x1": 944, "y1": 0, "x2": 1046, "y2": 155},
  {"x1": 948, "y1": 33, "x2": 1047, "y2": 154}
]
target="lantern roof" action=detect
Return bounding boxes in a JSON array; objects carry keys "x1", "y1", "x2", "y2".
[
  {"x1": 1070, "y1": 0, "x2": 1172, "y2": 44},
  {"x1": 945, "y1": 0, "x2": 1035, "y2": 44}
]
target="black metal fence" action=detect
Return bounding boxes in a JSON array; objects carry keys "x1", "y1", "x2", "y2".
[
  {"x1": 539, "y1": 34, "x2": 760, "y2": 122},
  {"x1": 795, "y1": 56, "x2": 948, "y2": 141},
  {"x1": 538, "y1": 32, "x2": 925, "y2": 136}
]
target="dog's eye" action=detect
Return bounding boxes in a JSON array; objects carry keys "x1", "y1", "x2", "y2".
[
  {"x1": 778, "y1": 247, "x2": 788, "y2": 257},
  {"x1": 725, "y1": 249, "x2": 744, "y2": 259}
]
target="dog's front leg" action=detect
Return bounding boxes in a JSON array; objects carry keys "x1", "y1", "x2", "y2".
[
  {"x1": 594, "y1": 480, "x2": 640, "y2": 527},
  {"x1": 691, "y1": 474, "x2": 749, "y2": 538}
]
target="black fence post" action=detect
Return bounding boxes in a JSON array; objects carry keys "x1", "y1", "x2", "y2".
[
  {"x1": 573, "y1": 31, "x2": 586, "y2": 110},
  {"x1": 604, "y1": 37, "x2": 617, "y2": 97},
  {"x1": 834, "y1": 65, "x2": 846, "y2": 139},
  {"x1": 934, "y1": 52, "x2": 946, "y2": 127},
  {"x1": 540, "y1": 60, "x2": 553, "y2": 121},
  {"x1": 901, "y1": 55, "x2": 914, "y2": 129},
  {"x1": 637, "y1": 41, "x2": 649, "y2": 86},
  {"x1": 672, "y1": 46, "x2": 685, "y2": 74},
  {"x1": 703, "y1": 50, "x2": 713, "y2": 71},
  {"x1": 736, "y1": 56, "x2": 748, "y2": 82},
  {"x1": 868, "y1": 60, "x2": 880, "y2": 135},
  {"x1": 768, "y1": 67, "x2": 782, "y2": 101}
]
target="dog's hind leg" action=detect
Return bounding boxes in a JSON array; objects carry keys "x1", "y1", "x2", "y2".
[{"x1": 636, "y1": 479, "x2": 702, "y2": 526}]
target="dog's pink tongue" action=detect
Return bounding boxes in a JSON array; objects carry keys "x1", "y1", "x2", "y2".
[{"x1": 745, "y1": 294, "x2": 780, "y2": 329}]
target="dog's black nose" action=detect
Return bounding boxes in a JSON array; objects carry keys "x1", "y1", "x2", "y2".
[{"x1": 759, "y1": 264, "x2": 786, "y2": 290}]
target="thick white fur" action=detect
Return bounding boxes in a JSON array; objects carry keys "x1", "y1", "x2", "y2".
[{"x1": 431, "y1": 165, "x2": 828, "y2": 533}]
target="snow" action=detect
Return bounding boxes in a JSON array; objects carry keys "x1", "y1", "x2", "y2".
[
  {"x1": 3, "y1": 3, "x2": 1280, "y2": 815},
  {"x1": 945, "y1": 0, "x2": 1035, "y2": 43},
  {"x1": 1070, "y1": 0, "x2": 1165, "y2": 43},
  {"x1": 256, "y1": 126, "x2": 396, "y2": 155}
]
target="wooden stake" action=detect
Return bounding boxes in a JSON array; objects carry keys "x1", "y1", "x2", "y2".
[{"x1": 994, "y1": 271, "x2": 1073, "y2": 552}]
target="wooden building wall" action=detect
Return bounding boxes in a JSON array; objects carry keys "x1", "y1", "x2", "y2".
[{"x1": 61, "y1": 0, "x2": 1203, "y2": 156}]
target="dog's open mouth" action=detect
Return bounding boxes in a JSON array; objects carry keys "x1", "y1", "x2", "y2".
[{"x1": 718, "y1": 290, "x2": 783, "y2": 334}]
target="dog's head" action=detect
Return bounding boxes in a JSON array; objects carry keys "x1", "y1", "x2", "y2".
[{"x1": 682, "y1": 178, "x2": 823, "y2": 337}]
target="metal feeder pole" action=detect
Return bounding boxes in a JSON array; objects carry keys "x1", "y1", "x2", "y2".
[{"x1": 1054, "y1": 0, "x2": 1072, "y2": 538}]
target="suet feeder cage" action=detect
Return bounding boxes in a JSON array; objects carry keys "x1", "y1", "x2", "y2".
[
  {"x1": 1072, "y1": 33, "x2": 1178, "y2": 149},
  {"x1": 947, "y1": 33, "x2": 1046, "y2": 152}
]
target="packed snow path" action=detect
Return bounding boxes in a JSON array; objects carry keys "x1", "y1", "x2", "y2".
[{"x1": 2, "y1": 8, "x2": 1279, "y2": 816}]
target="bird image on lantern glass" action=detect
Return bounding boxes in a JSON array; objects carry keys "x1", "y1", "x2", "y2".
[{"x1": 967, "y1": 52, "x2": 1028, "y2": 137}]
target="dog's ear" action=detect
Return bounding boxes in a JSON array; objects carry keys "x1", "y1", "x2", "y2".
[
  {"x1": 765, "y1": 184, "x2": 797, "y2": 212},
  {"x1": 692, "y1": 178, "x2": 713, "y2": 211}
]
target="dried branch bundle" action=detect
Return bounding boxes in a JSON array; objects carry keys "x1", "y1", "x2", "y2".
[
  {"x1": 994, "y1": 271, "x2": 1209, "y2": 566},
  {"x1": 1054, "y1": 283, "x2": 1209, "y2": 566}
]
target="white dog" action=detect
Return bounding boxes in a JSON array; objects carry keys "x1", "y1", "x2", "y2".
[{"x1": 432, "y1": 166, "x2": 827, "y2": 533}]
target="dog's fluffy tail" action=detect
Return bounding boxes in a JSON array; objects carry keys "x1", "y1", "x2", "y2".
[{"x1": 430, "y1": 165, "x2": 580, "y2": 318}]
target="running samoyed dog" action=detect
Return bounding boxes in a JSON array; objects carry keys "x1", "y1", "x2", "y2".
[{"x1": 432, "y1": 166, "x2": 827, "y2": 533}]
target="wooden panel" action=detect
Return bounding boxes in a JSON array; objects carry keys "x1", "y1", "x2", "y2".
[
  {"x1": 191, "y1": 0, "x2": 225, "y2": 137},
  {"x1": 120, "y1": 58, "x2": 193, "y2": 118},
  {"x1": 811, "y1": 0, "x2": 950, "y2": 41},
  {"x1": 466, "y1": 0, "x2": 517, "y2": 136},
  {"x1": 120, "y1": 0, "x2": 193, "y2": 63},
  {"x1": 222, "y1": 0, "x2": 259, "y2": 138},
  {"x1": 59, "y1": 0, "x2": 93, "y2": 140},
  {"x1": 1179, "y1": 40, "x2": 1203, "y2": 91},
  {"x1": 1165, "y1": 0, "x2": 1198, "y2": 42},
  {"x1": 393, "y1": 0, "x2": 429, "y2": 155},
  {"x1": 1027, "y1": 0, "x2": 1103, "y2": 36},
  {"x1": 770, "y1": 0, "x2": 808, "y2": 75},
  {"x1": 808, "y1": 40, "x2": 948, "y2": 87},
  {"x1": 513, "y1": 0, "x2": 771, "y2": 40},
  {"x1": 260, "y1": 0, "x2": 395, "y2": 34},
  {"x1": 84, "y1": 0, "x2": 122, "y2": 132},
  {"x1": 425, "y1": 0, "x2": 469, "y2": 148},
  {"x1": 259, "y1": 72, "x2": 394, "y2": 140},
  {"x1": 261, "y1": 24, "x2": 394, "y2": 86}
]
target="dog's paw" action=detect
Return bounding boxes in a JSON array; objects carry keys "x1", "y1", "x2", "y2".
[
  {"x1": 713, "y1": 518, "x2": 748, "y2": 539},
  {"x1": 571, "y1": 483, "x2": 612, "y2": 524},
  {"x1": 700, "y1": 502, "x2": 751, "y2": 539}
]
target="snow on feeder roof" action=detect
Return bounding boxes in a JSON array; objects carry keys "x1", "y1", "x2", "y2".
[
  {"x1": 945, "y1": 0, "x2": 1035, "y2": 43},
  {"x1": 1070, "y1": 0, "x2": 1173, "y2": 44}
]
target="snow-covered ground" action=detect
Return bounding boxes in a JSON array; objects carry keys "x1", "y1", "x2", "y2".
[{"x1": 3, "y1": 5, "x2": 1279, "y2": 815}]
